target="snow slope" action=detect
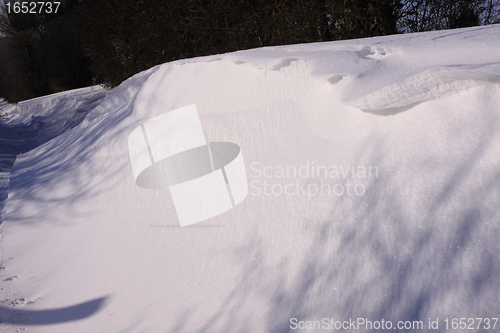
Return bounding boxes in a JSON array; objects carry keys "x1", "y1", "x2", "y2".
[
  {"x1": 0, "y1": 86, "x2": 106, "y2": 225},
  {"x1": 1, "y1": 25, "x2": 500, "y2": 332}
]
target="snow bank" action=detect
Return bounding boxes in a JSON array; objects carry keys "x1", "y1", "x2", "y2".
[
  {"x1": 0, "y1": 86, "x2": 106, "y2": 225},
  {"x1": 1, "y1": 25, "x2": 500, "y2": 332}
]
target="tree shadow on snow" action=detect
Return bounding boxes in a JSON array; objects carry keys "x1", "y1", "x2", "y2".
[
  {"x1": 0, "y1": 90, "x2": 108, "y2": 225},
  {"x1": 0, "y1": 296, "x2": 108, "y2": 326},
  {"x1": 163, "y1": 96, "x2": 500, "y2": 333},
  {"x1": 4, "y1": 96, "x2": 139, "y2": 226}
]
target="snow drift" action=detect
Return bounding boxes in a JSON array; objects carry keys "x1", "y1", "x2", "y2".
[{"x1": 1, "y1": 25, "x2": 500, "y2": 332}]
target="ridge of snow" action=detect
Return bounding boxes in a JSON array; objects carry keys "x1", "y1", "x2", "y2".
[{"x1": 0, "y1": 25, "x2": 499, "y2": 332}]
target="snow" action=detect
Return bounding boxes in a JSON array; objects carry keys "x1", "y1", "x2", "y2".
[
  {"x1": 1, "y1": 24, "x2": 500, "y2": 332},
  {"x1": 0, "y1": 86, "x2": 107, "y2": 224}
]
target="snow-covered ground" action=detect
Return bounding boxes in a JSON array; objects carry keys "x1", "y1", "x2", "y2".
[
  {"x1": 0, "y1": 86, "x2": 106, "y2": 227},
  {"x1": 1, "y1": 25, "x2": 500, "y2": 332}
]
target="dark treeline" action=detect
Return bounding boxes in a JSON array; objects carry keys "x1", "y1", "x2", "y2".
[{"x1": 1, "y1": 0, "x2": 499, "y2": 102}]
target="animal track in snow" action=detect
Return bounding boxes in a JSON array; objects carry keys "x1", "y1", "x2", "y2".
[
  {"x1": 1, "y1": 298, "x2": 28, "y2": 306},
  {"x1": 3, "y1": 276, "x2": 18, "y2": 282}
]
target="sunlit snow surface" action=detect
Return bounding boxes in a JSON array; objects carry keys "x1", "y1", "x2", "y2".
[{"x1": 1, "y1": 25, "x2": 500, "y2": 332}]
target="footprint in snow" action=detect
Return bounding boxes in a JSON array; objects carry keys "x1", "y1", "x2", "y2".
[{"x1": 3, "y1": 276, "x2": 18, "y2": 282}]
